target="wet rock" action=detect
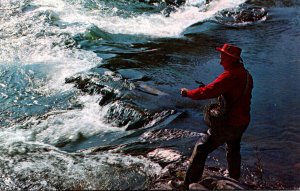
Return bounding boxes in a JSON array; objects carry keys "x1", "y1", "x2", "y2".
[
  {"x1": 146, "y1": 149, "x2": 188, "y2": 189},
  {"x1": 200, "y1": 176, "x2": 249, "y2": 190},
  {"x1": 99, "y1": 86, "x2": 118, "y2": 106},
  {"x1": 65, "y1": 76, "x2": 88, "y2": 89},
  {"x1": 245, "y1": 0, "x2": 300, "y2": 7},
  {"x1": 189, "y1": 183, "x2": 208, "y2": 190},
  {"x1": 140, "y1": 128, "x2": 202, "y2": 142},
  {"x1": 137, "y1": 83, "x2": 168, "y2": 96},
  {"x1": 79, "y1": 129, "x2": 286, "y2": 190},
  {"x1": 65, "y1": 70, "x2": 177, "y2": 131},
  {"x1": 104, "y1": 101, "x2": 176, "y2": 130},
  {"x1": 138, "y1": 0, "x2": 161, "y2": 5},
  {"x1": 162, "y1": 6, "x2": 176, "y2": 17},
  {"x1": 140, "y1": 0, "x2": 186, "y2": 17},
  {"x1": 73, "y1": 25, "x2": 113, "y2": 42},
  {"x1": 66, "y1": 73, "x2": 121, "y2": 106},
  {"x1": 65, "y1": 75, "x2": 105, "y2": 94},
  {"x1": 165, "y1": 0, "x2": 186, "y2": 7},
  {"x1": 65, "y1": 71, "x2": 133, "y2": 105},
  {"x1": 145, "y1": 110, "x2": 176, "y2": 128},
  {"x1": 152, "y1": 182, "x2": 173, "y2": 190},
  {"x1": 138, "y1": 0, "x2": 185, "y2": 6},
  {"x1": 80, "y1": 140, "x2": 284, "y2": 190},
  {"x1": 147, "y1": 148, "x2": 183, "y2": 165},
  {"x1": 150, "y1": 165, "x2": 251, "y2": 190},
  {"x1": 144, "y1": 148, "x2": 255, "y2": 190},
  {"x1": 104, "y1": 100, "x2": 149, "y2": 129},
  {"x1": 216, "y1": 5, "x2": 268, "y2": 25},
  {"x1": 235, "y1": 7, "x2": 267, "y2": 23}
]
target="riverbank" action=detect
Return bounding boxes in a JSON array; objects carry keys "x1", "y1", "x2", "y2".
[{"x1": 82, "y1": 128, "x2": 286, "y2": 190}]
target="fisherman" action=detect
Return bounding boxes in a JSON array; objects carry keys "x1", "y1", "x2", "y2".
[{"x1": 170, "y1": 43, "x2": 253, "y2": 189}]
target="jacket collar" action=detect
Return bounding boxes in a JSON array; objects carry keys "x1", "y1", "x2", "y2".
[{"x1": 223, "y1": 61, "x2": 244, "y2": 71}]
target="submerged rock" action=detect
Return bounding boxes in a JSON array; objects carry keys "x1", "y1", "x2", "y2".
[{"x1": 117, "y1": 69, "x2": 151, "y2": 82}]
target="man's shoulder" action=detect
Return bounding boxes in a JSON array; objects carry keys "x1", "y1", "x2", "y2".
[{"x1": 218, "y1": 70, "x2": 234, "y2": 78}]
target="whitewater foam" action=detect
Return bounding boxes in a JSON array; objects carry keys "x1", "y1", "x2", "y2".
[
  {"x1": 7, "y1": 95, "x2": 124, "y2": 146},
  {"x1": 0, "y1": 0, "x2": 101, "y2": 93},
  {"x1": 57, "y1": 0, "x2": 246, "y2": 37},
  {"x1": 1, "y1": 0, "x2": 247, "y2": 95},
  {"x1": 0, "y1": 136, "x2": 161, "y2": 190}
]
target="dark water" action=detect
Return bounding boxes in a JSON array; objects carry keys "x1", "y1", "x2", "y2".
[{"x1": 0, "y1": 0, "x2": 299, "y2": 189}]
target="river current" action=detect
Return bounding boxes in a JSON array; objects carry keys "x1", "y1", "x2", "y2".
[{"x1": 0, "y1": 0, "x2": 299, "y2": 189}]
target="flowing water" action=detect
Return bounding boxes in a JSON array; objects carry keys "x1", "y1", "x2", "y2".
[{"x1": 0, "y1": 0, "x2": 299, "y2": 189}]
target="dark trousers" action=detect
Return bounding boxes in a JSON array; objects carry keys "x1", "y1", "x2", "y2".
[{"x1": 184, "y1": 125, "x2": 247, "y2": 185}]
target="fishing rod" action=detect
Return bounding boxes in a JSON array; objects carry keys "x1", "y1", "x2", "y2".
[{"x1": 194, "y1": 80, "x2": 206, "y2": 88}]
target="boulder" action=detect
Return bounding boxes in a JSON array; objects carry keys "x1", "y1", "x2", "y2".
[
  {"x1": 104, "y1": 100, "x2": 150, "y2": 129},
  {"x1": 216, "y1": 5, "x2": 268, "y2": 25},
  {"x1": 144, "y1": 148, "x2": 252, "y2": 190},
  {"x1": 235, "y1": 7, "x2": 267, "y2": 23},
  {"x1": 66, "y1": 70, "x2": 180, "y2": 130},
  {"x1": 147, "y1": 148, "x2": 183, "y2": 165},
  {"x1": 189, "y1": 183, "x2": 208, "y2": 190},
  {"x1": 151, "y1": 182, "x2": 173, "y2": 190},
  {"x1": 99, "y1": 86, "x2": 118, "y2": 106},
  {"x1": 65, "y1": 75, "x2": 105, "y2": 94},
  {"x1": 165, "y1": 0, "x2": 186, "y2": 6},
  {"x1": 79, "y1": 138, "x2": 284, "y2": 190},
  {"x1": 103, "y1": 100, "x2": 178, "y2": 130}
]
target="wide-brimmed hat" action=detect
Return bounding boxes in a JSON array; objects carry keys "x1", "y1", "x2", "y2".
[{"x1": 216, "y1": 44, "x2": 241, "y2": 59}]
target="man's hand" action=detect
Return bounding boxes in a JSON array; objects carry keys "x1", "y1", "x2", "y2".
[{"x1": 181, "y1": 88, "x2": 188, "y2": 97}]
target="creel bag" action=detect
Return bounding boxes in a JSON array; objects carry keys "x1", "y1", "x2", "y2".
[
  {"x1": 203, "y1": 70, "x2": 250, "y2": 129},
  {"x1": 203, "y1": 94, "x2": 227, "y2": 129}
]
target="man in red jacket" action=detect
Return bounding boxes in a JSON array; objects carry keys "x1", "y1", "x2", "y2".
[{"x1": 172, "y1": 44, "x2": 253, "y2": 188}]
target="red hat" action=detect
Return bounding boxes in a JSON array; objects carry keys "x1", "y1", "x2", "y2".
[{"x1": 216, "y1": 44, "x2": 242, "y2": 59}]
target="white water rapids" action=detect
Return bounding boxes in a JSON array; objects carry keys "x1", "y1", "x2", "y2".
[{"x1": 0, "y1": 0, "x2": 246, "y2": 189}]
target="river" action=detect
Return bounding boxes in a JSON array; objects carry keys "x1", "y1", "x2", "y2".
[{"x1": 0, "y1": 0, "x2": 299, "y2": 189}]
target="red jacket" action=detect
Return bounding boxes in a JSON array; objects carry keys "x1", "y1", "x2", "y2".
[{"x1": 186, "y1": 63, "x2": 253, "y2": 127}]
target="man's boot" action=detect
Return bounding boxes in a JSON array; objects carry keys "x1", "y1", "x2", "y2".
[{"x1": 168, "y1": 180, "x2": 188, "y2": 190}]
